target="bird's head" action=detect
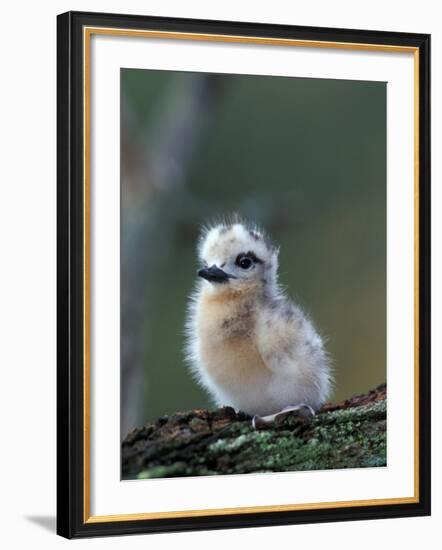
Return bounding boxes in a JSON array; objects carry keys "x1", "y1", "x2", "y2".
[{"x1": 196, "y1": 220, "x2": 279, "y2": 296}]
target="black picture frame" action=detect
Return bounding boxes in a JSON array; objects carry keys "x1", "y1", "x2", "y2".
[{"x1": 57, "y1": 10, "x2": 431, "y2": 539}]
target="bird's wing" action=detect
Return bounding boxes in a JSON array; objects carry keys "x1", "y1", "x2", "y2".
[{"x1": 255, "y1": 300, "x2": 321, "y2": 376}]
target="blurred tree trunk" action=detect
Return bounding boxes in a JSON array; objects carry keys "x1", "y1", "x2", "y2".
[{"x1": 121, "y1": 74, "x2": 226, "y2": 438}]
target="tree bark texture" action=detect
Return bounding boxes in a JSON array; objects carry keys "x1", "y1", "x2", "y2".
[{"x1": 122, "y1": 385, "x2": 386, "y2": 479}]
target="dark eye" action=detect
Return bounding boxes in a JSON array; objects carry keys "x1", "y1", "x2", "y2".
[{"x1": 236, "y1": 254, "x2": 253, "y2": 270}]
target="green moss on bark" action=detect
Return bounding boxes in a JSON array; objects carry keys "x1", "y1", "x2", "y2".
[{"x1": 122, "y1": 385, "x2": 386, "y2": 479}]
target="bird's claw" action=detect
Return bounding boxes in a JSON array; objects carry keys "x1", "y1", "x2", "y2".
[{"x1": 252, "y1": 403, "x2": 315, "y2": 429}]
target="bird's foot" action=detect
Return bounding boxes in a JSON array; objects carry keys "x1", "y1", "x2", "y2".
[{"x1": 252, "y1": 404, "x2": 315, "y2": 430}]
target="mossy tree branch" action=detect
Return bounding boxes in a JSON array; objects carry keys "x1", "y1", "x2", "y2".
[{"x1": 122, "y1": 385, "x2": 386, "y2": 479}]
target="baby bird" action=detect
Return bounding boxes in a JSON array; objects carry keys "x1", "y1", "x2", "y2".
[{"x1": 185, "y1": 219, "x2": 332, "y2": 425}]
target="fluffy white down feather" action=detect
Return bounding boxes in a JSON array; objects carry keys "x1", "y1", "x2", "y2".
[{"x1": 185, "y1": 220, "x2": 333, "y2": 417}]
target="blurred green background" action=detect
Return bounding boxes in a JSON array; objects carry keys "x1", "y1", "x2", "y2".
[{"x1": 120, "y1": 69, "x2": 386, "y2": 436}]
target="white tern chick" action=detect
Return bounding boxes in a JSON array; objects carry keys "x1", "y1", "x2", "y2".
[{"x1": 185, "y1": 220, "x2": 332, "y2": 425}]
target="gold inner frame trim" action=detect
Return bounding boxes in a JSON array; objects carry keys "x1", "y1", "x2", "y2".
[{"x1": 83, "y1": 26, "x2": 420, "y2": 523}]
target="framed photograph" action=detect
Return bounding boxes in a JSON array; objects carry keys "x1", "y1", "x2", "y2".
[{"x1": 57, "y1": 10, "x2": 431, "y2": 538}]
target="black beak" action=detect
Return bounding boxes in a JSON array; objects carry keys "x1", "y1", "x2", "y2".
[{"x1": 198, "y1": 265, "x2": 231, "y2": 284}]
